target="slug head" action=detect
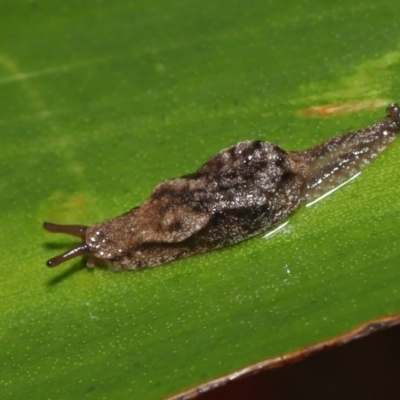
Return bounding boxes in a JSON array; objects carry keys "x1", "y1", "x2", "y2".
[{"x1": 43, "y1": 222, "x2": 92, "y2": 267}]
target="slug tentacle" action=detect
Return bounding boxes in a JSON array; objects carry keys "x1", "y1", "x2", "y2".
[
  {"x1": 43, "y1": 222, "x2": 88, "y2": 239},
  {"x1": 43, "y1": 104, "x2": 400, "y2": 270},
  {"x1": 43, "y1": 222, "x2": 91, "y2": 267},
  {"x1": 46, "y1": 243, "x2": 91, "y2": 267}
]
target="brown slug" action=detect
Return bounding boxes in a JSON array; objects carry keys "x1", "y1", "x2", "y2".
[{"x1": 43, "y1": 103, "x2": 400, "y2": 270}]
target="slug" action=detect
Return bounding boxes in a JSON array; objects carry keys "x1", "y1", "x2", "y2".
[{"x1": 44, "y1": 103, "x2": 400, "y2": 270}]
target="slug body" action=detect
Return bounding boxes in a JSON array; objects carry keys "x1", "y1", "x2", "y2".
[{"x1": 44, "y1": 104, "x2": 400, "y2": 270}]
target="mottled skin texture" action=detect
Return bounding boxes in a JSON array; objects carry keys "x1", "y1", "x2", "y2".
[
  {"x1": 44, "y1": 104, "x2": 400, "y2": 270},
  {"x1": 85, "y1": 141, "x2": 307, "y2": 269}
]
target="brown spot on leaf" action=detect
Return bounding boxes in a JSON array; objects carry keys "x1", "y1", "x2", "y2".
[{"x1": 300, "y1": 99, "x2": 389, "y2": 117}]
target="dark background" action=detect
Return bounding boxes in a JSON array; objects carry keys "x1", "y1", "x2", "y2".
[{"x1": 203, "y1": 324, "x2": 400, "y2": 400}]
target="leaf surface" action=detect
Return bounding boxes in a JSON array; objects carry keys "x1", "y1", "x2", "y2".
[{"x1": 1, "y1": 1, "x2": 400, "y2": 399}]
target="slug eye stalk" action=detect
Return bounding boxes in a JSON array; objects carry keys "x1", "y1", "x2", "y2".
[{"x1": 43, "y1": 222, "x2": 91, "y2": 267}]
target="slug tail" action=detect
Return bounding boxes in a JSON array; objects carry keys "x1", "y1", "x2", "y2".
[{"x1": 387, "y1": 103, "x2": 400, "y2": 127}]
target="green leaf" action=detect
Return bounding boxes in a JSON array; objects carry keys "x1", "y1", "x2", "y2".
[{"x1": 1, "y1": 1, "x2": 400, "y2": 399}]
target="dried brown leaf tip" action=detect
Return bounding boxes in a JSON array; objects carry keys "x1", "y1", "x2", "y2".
[{"x1": 44, "y1": 104, "x2": 400, "y2": 270}]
